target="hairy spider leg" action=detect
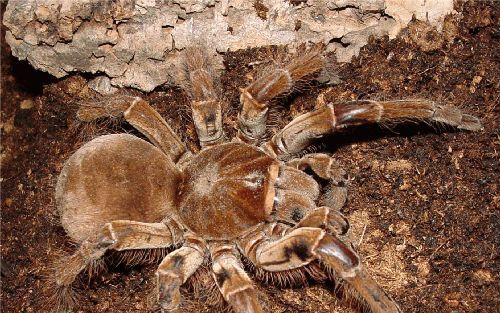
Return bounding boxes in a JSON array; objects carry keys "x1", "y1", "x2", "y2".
[
  {"x1": 210, "y1": 243, "x2": 263, "y2": 313},
  {"x1": 76, "y1": 95, "x2": 191, "y2": 163},
  {"x1": 53, "y1": 220, "x2": 182, "y2": 309},
  {"x1": 237, "y1": 46, "x2": 323, "y2": 143},
  {"x1": 181, "y1": 46, "x2": 225, "y2": 147},
  {"x1": 124, "y1": 98, "x2": 190, "y2": 163},
  {"x1": 155, "y1": 234, "x2": 206, "y2": 311},
  {"x1": 263, "y1": 99, "x2": 483, "y2": 158}
]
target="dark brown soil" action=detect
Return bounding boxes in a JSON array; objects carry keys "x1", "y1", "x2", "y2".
[{"x1": 1, "y1": 1, "x2": 498, "y2": 313}]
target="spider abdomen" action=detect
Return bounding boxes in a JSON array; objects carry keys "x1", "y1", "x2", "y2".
[
  {"x1": 177, "y1": 143, "x2": 278, "y2": 240},
  {"x1": 56, "y1": 134, "x2": 181, "y2": 242}
]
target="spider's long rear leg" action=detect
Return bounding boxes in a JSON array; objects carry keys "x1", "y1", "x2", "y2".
[
  {"x1": 263, "y1": 99, "x2": 483, "y2": 157},
  {"x1": 180, "y1": 46, "x2": 225, "y2": 147},
  {"x1": 237, "y1": 46, "x2": 323, "y2": 143},
  {"x1": 53, "y1": 220, "x2": 182, "y2": 309}
]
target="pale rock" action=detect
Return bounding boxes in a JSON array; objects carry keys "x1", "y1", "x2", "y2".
[
  {"x1": 3, "y1": 0, "x2": 455, "y2": 92},
  {"x1": 88, "y1": 76, "x2": 118, "y2": 95}
]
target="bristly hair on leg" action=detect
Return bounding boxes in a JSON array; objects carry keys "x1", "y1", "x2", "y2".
[
  {"x1": 83, "y1": 257, "x2": 107, "y2": 283},
  {"x1": 319, "y1": 260, "x2": 399, "y2": 313},
  {"x1": 179, "y1": 46, "x2": 220, "y2": 102},
  {"x1": 187, "y1": 263, "x2": 224, "y2": 307},
  {"x1": 112, "y1": 248, "x2": 172, "y2": 267},
  {"x1": 286, "y1": 43, "x2": 325, "y2": 84},
  {"x1": 245, "y1": 43, "x2": 325, "y2": 104},
  {"x1": 242, "y1": 255, "x2": 329, "y2": 288},
  {"x1": 178, "y1": 46, "x2": 226, "y2": 147},
  {"x1": 264, "y1": 101, "x2": 287, "y2": 138},
  {"x1": 46, "y1": 283, "x2": 81, "y2": 313},
  {"x1": 327, "y1": 98, "x2": 483, "y2": 139},
  {"x1": 329, "y1": 279, "x2": 372, "y2": 313},
  {"x1": 317, "y1": 261, "x2": 371, "y2": 313},
  {"x1": 237, "y1": 43, "x2": 325, "y2": 143},
  {"x1": 148, "y1": 259, "x2": 225, "y2": 313},
  {"x1": 76, "y1": 94, "x2": 138, "y2": 122},
  {"x1": 43, "y1": 250, "x2": 84, "y2": 313},
  {"x1": 175, "y1": 264, "x2": 228, "y2": 312},
  {"x1": 73, "y1": 93, "x2": 138, "y2": 142}
]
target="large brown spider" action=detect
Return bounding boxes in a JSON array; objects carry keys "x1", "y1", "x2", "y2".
[{"x1": 53, "y1": 46, "x2": 482, "y2": 313}]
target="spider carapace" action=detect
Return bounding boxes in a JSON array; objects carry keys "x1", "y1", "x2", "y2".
[{"x1": 178, "y1": 142, "x2": 278, "y2": 240}]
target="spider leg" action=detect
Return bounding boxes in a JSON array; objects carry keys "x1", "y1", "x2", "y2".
[
  {"x1": 156, "y1": 234, "x2": 206, "y2": 311},
  {"x1": 210, "y1": 244, "x2": 263, "y2": 313},
  {"x1": 263, "y1": 99, "x2": 483, "y2": 158},
  {"x1": 317, "y1": 233, "x2": 402, "y2": 313},
  {"x1": 181, "y1": 46, "x2": 225, "y2": 147},
  {"x1": 54, "y1": 220, "x2": 182, "y2": 298},
  {"x1": 292, "y1": 206, "x2": 349, "y2": 237},
  {"x1": 237, "y1": 46, "x2": 323, "y2": 144},
  {"x1": 124, "y1": 98, "x2": 190, "y2": 163},
  {"x1": 287, "y1": 153, "x2": 348, "y2": 212},
  {"x1": 77, "y1": 95, "x2": 190, "y2": 163},
  {"x1": 241, "y1": 225, "x2": 401, "y2": 313},
  {"x1": 287, "y1": 153, "x2": 346, "y2": 183}
]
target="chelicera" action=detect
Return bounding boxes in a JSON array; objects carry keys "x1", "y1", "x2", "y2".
[{"x1": 53, "y1": 46, "x2": 481, "y2": 312}]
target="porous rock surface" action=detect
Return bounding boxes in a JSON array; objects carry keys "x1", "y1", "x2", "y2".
[{"x1": 3, "y1": 0, "x2": 454, "y2": 92}]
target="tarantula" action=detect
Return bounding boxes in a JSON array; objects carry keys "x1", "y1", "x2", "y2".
[{"x1": 53, "y1": 46, "x2": 481, "y2": 313}]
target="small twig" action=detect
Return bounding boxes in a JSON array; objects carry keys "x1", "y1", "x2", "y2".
[
  {"x1": 417, "y1": 65, "x2": 437, "y2": 75},
  {"x1": 415, "y1": 284, "x2": 434, "y2": 290},
  {"x1": 358, "y1": 223, "x2": 368, "y2": 246},
  {"x1": 430, "y1": 239, "x2": 449, "y2": 258},
  {"x1": 364, "y1": 253, "x2": 380, "y2": 261}
]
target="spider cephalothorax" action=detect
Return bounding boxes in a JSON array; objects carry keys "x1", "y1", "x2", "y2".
[
  {"x1": 53, "y1": 46, "x2": 482, "y2": 313},
  {"x1": 177, "y1": 142, "x2": 278, "y2": 240}
]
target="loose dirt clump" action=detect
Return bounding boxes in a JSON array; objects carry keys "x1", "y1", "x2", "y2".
[{"x1": 1, "y1": 1, "x2": 498, "y2": 312}]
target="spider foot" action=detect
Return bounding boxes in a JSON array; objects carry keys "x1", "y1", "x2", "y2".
[
  {"x1": 157, "y1": 274, "x2": 182, "y2": 311},
  {"x1": 210, "y1": 244, "x2": 263, "y2": 313},
  {"x1": 155, "y1": 240, "x2": 206, "y2": 312},
  {"x1": 45, "y1": 266, "x2": 82, "y2": 313}
]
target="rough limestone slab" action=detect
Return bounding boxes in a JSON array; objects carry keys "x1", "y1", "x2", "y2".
[{"x1": 3, "y1": 0, "x2": 455, "y2": 92}]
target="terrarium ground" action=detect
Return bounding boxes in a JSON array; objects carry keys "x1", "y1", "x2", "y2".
[{"x1": 1, "y1": 2, "x2": 498, "y2": 312}]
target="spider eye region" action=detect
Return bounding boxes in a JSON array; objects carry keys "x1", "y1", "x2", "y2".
[{"x1": 177, "y1": 142, "x2": 278, "y2": 240}]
